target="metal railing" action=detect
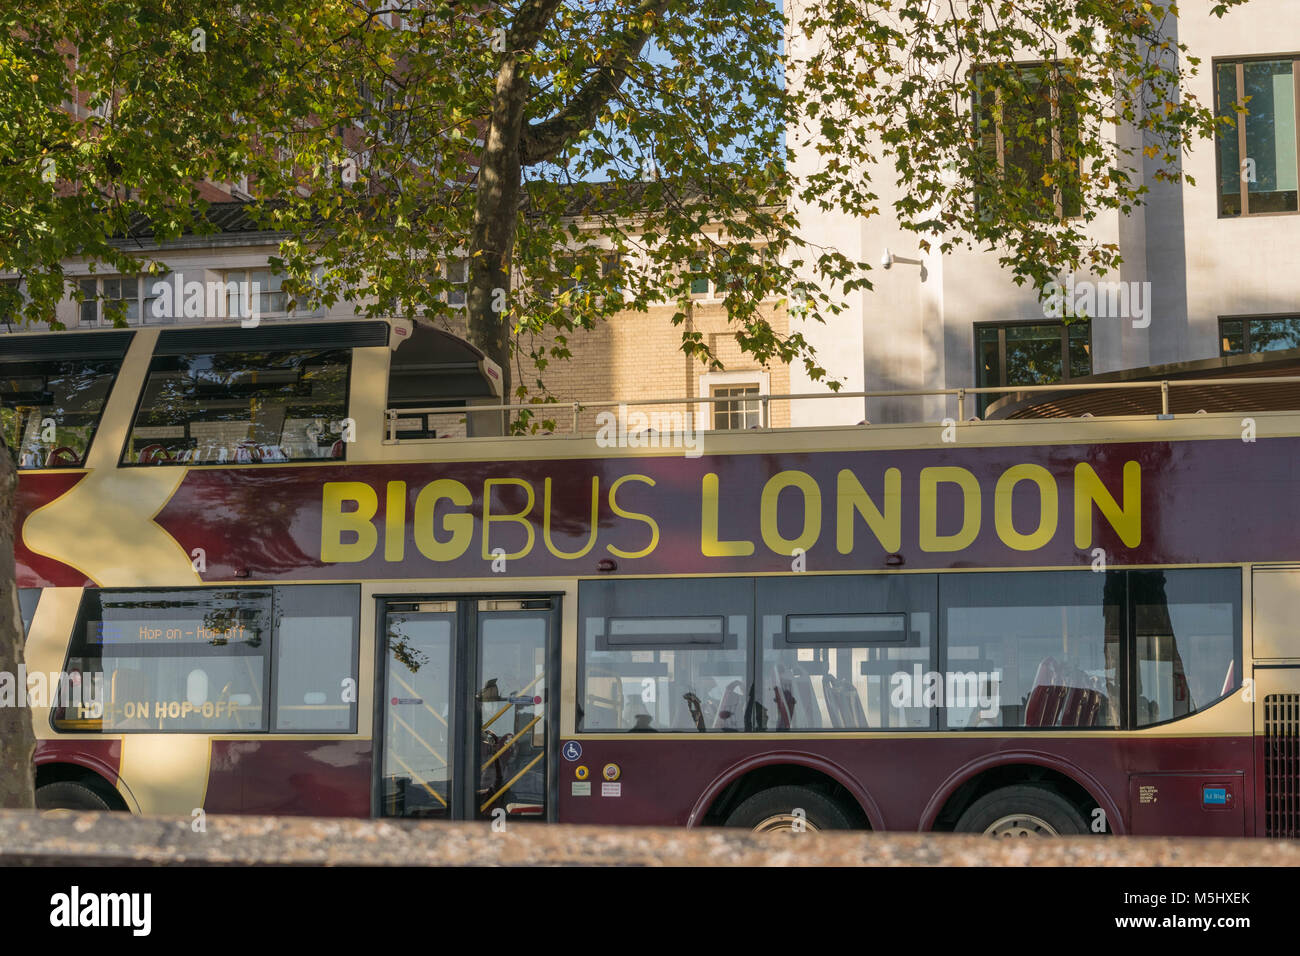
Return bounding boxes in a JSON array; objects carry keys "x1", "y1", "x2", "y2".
[{"x1": 384, "y1": 374, "x2": 1300, "y2": 442}]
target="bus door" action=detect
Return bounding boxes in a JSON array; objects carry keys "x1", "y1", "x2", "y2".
[{"x1": 377, "y1": 596, "x2": 558, "y2": 822}]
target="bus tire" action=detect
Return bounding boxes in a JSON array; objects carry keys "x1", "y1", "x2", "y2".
[
  {"x1": 724, "y1": 785, "x2": 855, "y2": 832},
  {"x1": 35, "y1": 781, "x2": 112, "y2": 812},
  {"x1": 954, "y1": 785, "x2": 1088, "y2": 836}
]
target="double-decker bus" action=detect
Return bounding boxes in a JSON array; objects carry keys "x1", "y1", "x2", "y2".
[{"x1": 8, "y1": 317, "x2": 1300, "y2": 837}]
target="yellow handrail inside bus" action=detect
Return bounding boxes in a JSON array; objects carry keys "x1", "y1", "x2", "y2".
[
  {"x1": 390, "y1": 672, "x2": 448, "y2": 728},
  {"x1": 390, "y1": 754, "x2": 447, "y2": 808},
  {"x1": 481, "y1": 671, "x2": 543, "y2": 731},
  {"x1": 479, "y1": 752, "x2": 544, "y2": 814},
  {"x1": 389, "y1": 710, "x2": 447, "y2": 769},
  {"x1": 480, "y1": 713, "x2": 543, "y2": 772}
]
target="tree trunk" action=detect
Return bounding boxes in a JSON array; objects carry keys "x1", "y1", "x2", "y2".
[
  {"x1": 0, "y1": 442, "x2": 35, "y2": 809},
  {"x1": 468, "y1": 49, "x2": 530, "y2": 417}
]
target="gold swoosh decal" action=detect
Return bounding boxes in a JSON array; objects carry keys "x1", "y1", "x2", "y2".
[{"x1": 23, "y1": 468, "x2": 200, "y2": 587}]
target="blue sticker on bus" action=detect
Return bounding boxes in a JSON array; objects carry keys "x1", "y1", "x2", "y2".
[
  {"x1": 1203, "y1": 786, "x2": 1228, "y2": 805},
  {"x1": 562, "y1": 741, "x2": 582, "y2": 761}
]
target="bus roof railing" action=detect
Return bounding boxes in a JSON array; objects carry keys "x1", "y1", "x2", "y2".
[{"x1": 384, "y1": 375, "x2": 1300, "y2": 441}]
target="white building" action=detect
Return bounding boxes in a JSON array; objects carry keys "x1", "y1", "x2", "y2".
[{"x1": 787, "y1": 0, "x2": 1300, "y2": 424}]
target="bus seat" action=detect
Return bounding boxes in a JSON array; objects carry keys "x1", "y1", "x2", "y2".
[
  {"x1": 1059, "y1": 687, "x2": 1104, "y2": 727},
  {"x1": 714, "y1": 680, "x2": 744, "y2": 730},
  {"x1": 842, "y1": 679, "x2": 869, "y2": 729},
  {"x1": 771, "y1": 666, "x2": 794, "y2": 730},
  {"x1": 45, "y1": 446, "x2": 81, "y2": 468},
  {"x1": 792, "y1": 667, "x2": 820, "y2": 728},
  {"x1": 1024, "y1": 658, "x2": 1065, "y2": 726},
  {"x1": 822, "y1": 676, "x2": 844, "y2": 728}
]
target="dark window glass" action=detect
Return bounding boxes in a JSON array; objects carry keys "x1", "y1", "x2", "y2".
[
  {"x1": 941, "y1": 571, "x2": 1121, "y2": 729},
  {"x1": 126, "y1": 347, "x2": 350, "y2": 464},
  {"x1": 1, "y1": 358, "x2": 121, "y2": 469},
  {"x1": 1244, "y1": 60, "x2": 1298, "y2": 214},
  {"x1": 1068, "y1": 322, "x2": 1091, "y2": 378},
  {"x1": 579, "y1": 578, "x2": 751, "y2": 732},
  {"x1": 1249, "y1": 317, "x2": 1300, "y2": 352},
  {"x1": 972, "y1": 62, "x2": 1081, "y2": 221},
  {"x1": 1220, "y1": 318, "x2": 1245, "y2": 355},
  {"x1": 974, "y1": 322, "x2": 1091, "y2": 417},
  {"x1": 273, "y1": 586, "x2": 359, "y2": 732},
  {"x1": 1132, "y1": 570, "x2": 1240, "y2": 727},
  {"x1": 976, "y1": 327, "x2": 1000, "y2": 391},
  {"x1": 19, "y1": 588, "x2": 39, "y2": 639},
  {"x1": 1218, "y1": 316, "x2": 1300, "y2": 354},
  {"x1": 758, "y1": 575, "x2": 936, "y2": 731},
  {"x1": 1005, "y1": 323, "x2": 1064, "y2": 385},
  {"x1": 55, "y1": 589, "x2": 272, "y2": 733},
  {"x1": 1217, "y1": 58, "x2": 1299, "y2": 217},
  {"x1": 1217, "y1": 63, "x2": 1244, "y2": 217}
]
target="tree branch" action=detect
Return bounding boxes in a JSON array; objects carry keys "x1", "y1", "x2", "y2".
[{"x1": 519, "y1": 0, "x2": 670, "y2": 167}]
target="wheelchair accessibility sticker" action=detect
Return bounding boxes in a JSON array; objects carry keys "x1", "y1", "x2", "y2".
[{"x1": 562, "y1": 741, "x2": 582, "y2": 761}]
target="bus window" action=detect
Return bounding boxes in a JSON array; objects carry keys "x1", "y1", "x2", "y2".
[
  {"x1": 758, "y1": 574, "x2": 937, "y2": 731},
  {"x1": 19, "y1": 588, "x2": 39, "y2": 639},
  {"x1": 272, "y1": 585, "x2": 359, "y2": 732},
  {"x1": 1132, "y1": 569, "x2": 1241, "y2": 727},
  {"x1": 54, "y1": 589, "x2": 272, "y2": 733},
  {"x1": 579, "y1": 578, "x2": 752, "y2": 732},
  {"x1": 1, "y1": 356, "x2": 123, "y2": 469},
  {"x1": 126, "y1": 348, "x2": 351, "y2": 465},
  {"x1": 941, "y1": 571, "x2": 1121, "y2": 730}
]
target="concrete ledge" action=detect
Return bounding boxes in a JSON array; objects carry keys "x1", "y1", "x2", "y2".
[{"x1": 2, "y1": 811, "x2": 1300, "y2": 866}]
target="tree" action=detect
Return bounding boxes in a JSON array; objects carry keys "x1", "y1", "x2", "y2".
[{"x1": 0, "y1": 0, "x2": 1248, "y2": 805}]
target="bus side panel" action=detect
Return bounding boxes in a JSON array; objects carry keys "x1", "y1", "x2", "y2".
[
  {"x1": 14, "y1": 474, "x2": 95, "y2": 588},
  {"x1": 226, "y1": 740, "x2": 372, "y2": 817},
  {"x1": 34, "y1": 739, "x2": 123, "y2": 794},
  {"x1": 555, "y1": 734, "x2": 1254, "y2": 835}
]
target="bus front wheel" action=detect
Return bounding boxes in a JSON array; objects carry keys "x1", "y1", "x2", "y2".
[
  {"x1": 35, "y1": 781, "x2": 112, "y2": 812},
  {"x1": 954, "y1": 785, "x2": 1089, "y2": 837},
  {"x1": 724, "y1": 785, "x2": 855, "y2": 832}
]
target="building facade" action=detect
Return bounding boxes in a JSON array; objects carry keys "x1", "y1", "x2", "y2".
[{"x1": 787, "y1": 0, "x2": 1300, "y2": 424}]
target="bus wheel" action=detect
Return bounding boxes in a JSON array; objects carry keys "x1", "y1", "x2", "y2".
[
  {"x1": 954, "y1": 785, "x2": 1088, "y2": 837},
  {"x1": 35, "y1": 781, "x2": 112, "y2": 812},
  {"x1": 724, "y1": 785, "x2": 855, "y2": 832}
]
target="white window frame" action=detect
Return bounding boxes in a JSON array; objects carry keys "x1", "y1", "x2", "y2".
[{"x1": 699, "y1": 370, "x2": 770, "y2": 431}]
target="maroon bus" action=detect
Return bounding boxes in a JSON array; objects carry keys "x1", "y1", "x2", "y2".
[{"x1": 11, "y1": 320, "x2": 1297, "y2": 837}]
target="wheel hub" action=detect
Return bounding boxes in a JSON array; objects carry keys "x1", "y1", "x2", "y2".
[
  {"x1": 983, "y1": 813, "x2": 1059, "y2": 837},
  {"x1": 753, "y1": 813, "x2": 820, "y2": 833}
]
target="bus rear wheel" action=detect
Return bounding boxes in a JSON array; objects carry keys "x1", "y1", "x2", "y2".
[
  {"x1": 954, "y1": 785, "x2": 1088, "y2": 837},
  {"x1": 724, "y1": 785, "x2": 855, "y2": 832},
  {"x1": 35, "y1": 781, "x2": 112, "y2": 812}
]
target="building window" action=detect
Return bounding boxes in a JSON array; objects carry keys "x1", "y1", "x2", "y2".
[
  {"x1": 974, "y1": 321, "x2": 1090, "y2": 416},
  {"x1": 712, "y1": 384, "x2": 761, "y2": 430},
  {"x1": 76, "y1": 275, "x2": 169, "y2": 326},
  {"x1": 1219, "y1": 315, "x2": 1300, "y2": 354},
  {"x1": 973, "y1": 61, "x2": 1082, "y2": 221},
  {"x1": 1216, "y1": 57, "x2": 1299, "y2": 217},
  {"x1": 444, "y1": 258, "x2": 467, "y2": 307}
]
